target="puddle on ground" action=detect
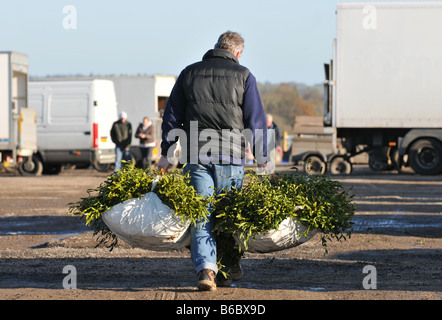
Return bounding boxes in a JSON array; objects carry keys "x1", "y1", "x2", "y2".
[{"x1": 0, "y1": 216, "x2": 90, "y2": 235}]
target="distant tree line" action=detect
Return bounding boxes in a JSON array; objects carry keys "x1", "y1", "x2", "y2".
[{"x1": 258, "y1": 82, "x2": 323, "y2": 134}]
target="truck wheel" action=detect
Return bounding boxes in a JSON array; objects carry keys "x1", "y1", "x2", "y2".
[
  {"x1": 409, "y1": 138, "x2": 442, "y2": 175},
  {"x1": 18, "y1": 155, "x2": 43, "y2": 176},
  {"x1": 329, "y1": 156, "x2": 352, "y2": 175},
  {"x1": 304, "y1": 155, "x2": 326, "y2": 174}
]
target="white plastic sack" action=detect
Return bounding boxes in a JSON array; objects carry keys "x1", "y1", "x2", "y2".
[
  {"x1": 102, "y1": 192, "x2": 190, "y2": 251},
  {"x1": 234, "y1": 217, "x2": 317, "y2": 253}
]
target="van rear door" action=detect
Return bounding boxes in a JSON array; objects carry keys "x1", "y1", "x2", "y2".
[
  {"x1": 29, "y1": 81, "x2": 93, "y2": 164},
  {"x1": 46, "y1": 81, "x2": 91, "y2": 151},
  {"x1": 92, "y1": 80, "x2": 118, "y2": 164}
]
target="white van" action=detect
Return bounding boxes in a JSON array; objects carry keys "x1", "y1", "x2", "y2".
[{"x1": 29, "y1": 80, "x2": 118, "y2": 173}]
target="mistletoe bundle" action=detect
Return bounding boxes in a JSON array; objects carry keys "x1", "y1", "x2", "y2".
[
  {"x1": 68, "y1": 163, "x2": 210, "y2": 250},
  {"x1": 213, "y1": 171, "x2": 356, "y2": 257}
]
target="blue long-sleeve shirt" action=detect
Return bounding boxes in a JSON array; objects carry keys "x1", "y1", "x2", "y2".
[{"x1": 161, "y1": 70, "x2": 268, "y2": 165}]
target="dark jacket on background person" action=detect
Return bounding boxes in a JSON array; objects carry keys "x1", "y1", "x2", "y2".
[
  {"x1": 111, "y1": 120, "x2": 132, "y2": 149},
  {"x1": 268, "y1": 121, "x2": 282, "y2": 148},
  {"x1": 161, "y1": 48, "x2": 267, "y2": 164}
]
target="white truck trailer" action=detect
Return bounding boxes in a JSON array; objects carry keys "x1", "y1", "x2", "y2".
[
  {"x1": 324, "y1": 2, "x2": 442, "y2": 175},
  {"x1": 0, "y1": 51, "x2": 40, "y2": 175},
  {"x1": 106, "y1": 75, "x2": 176, "y2": 164}
]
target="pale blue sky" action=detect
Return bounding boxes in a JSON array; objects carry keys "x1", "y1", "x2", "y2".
[{"x1": 0, "y1": 0, "x2": 434, "y2": 84}]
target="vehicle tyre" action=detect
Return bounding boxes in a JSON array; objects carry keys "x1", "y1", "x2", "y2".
[
  {"x1": 329, "y1": 156, "x2": 352, "y2": 175},
  {"x1": 93, "y1": 162, "x2": 112, "y2": 172},
  {"x1": 18, "y1": 155, "x2": 43, "y2": 176},
  {"x1": 409, "y1": 138, "x2": 442, "y2": 175},
  {"x1": 304, "y1": 155, "x2": 326, "y2": 175}
]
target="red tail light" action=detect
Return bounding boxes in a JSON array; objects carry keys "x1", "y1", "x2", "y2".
[{"x1": 93, "y1": 123, "x2": 99, "y2": 148}]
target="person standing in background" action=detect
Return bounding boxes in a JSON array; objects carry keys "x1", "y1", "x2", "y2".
[
  {"x1": 266, "y1": 114, "x2": 282, "y2": 167},
  {"x1": 266, "y1": 114, "x2": 282, "y2": 150},
  {"x1": 135, "y1": 117, "x2": 155, "y2": 169},
  {"x1": 111, "y1": 111, "x2": 132, "y2": 172}
]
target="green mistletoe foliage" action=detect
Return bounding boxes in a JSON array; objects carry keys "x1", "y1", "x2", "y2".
[
  {"x1": 213, "y1": 170, "x2": 356, "y2": 261},
  {"x1": 69, "y1": 165, "x2": 355, "y2": 260},
  {"x1": 68, "y1": 163, "x2": 209, "y2": 250}
]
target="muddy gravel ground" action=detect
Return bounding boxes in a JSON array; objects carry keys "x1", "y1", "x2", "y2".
[{"x1": 0, "y1": 164, "x2": 441, "y2": 303}]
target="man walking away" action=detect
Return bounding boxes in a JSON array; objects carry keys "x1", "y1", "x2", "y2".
[{"x1": 158, "y1": 31, "x2": 268, "y2": 291}]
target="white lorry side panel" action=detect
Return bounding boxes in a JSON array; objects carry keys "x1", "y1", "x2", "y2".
[
  {"x1": 29, "y1": 92, "x2": 44, "y2": 127},
  {"x1": 111, "y1": 76, "x2": 157, "y2": 122},
  {"x1": 109, "y1": 75, "x2": 174, "y2": 126},
  {"x1": 0, "y1": 53, "x2": 10, "y2": 149},
  {"x1": 335, "y1": 2, "x2": 442, "y2": 128},
  {"x1": 11, "y1": 52, "x2": 28, "y2": 111},
  {"x1": 154, "y1": 75, "x2": 176, "y2": 101},
  {"x1": 106, "y1": 75, "x2": 175, "y2": 162}
]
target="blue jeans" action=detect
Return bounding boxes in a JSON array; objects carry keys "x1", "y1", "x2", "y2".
[
  {"x1": 183, "y1": 163, "x2": 244, "y2": 275},
  {"x1": 114, "y1": 146, "x2": 131, "y2": 172}
]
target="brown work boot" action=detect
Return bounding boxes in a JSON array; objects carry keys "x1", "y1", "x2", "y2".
[
  {"x1": 230, "y1": 264, "x2": 244, "y2": 281},
  {"x1": 216, "y1": 264, "x2": 243, "y2": 287},
  {"x1": 197, "y1": 269, "x2": 216, "y2": 291}
]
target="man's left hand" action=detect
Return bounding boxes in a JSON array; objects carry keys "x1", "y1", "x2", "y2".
[{"x1": 157, "y1": 156, "x2": 170, "y2": 172}]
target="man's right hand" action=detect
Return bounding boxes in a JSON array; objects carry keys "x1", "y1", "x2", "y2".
[{"x1": 157, "y1": 155, "x2": 170, "y2": 172}]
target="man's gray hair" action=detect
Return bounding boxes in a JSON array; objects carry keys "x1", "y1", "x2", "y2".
[{"x1": 215, "y1": 31, "x2": 244, "y2": 56}]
